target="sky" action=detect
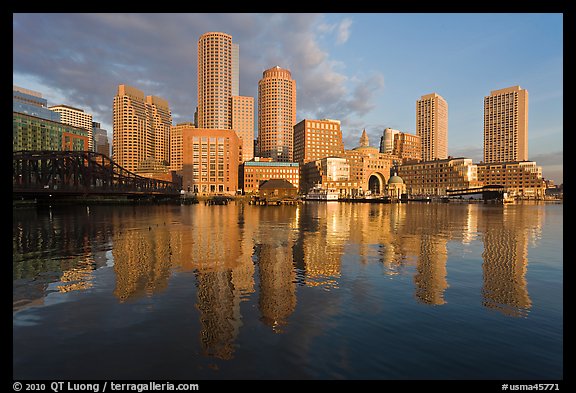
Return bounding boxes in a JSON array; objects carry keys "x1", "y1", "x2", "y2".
[{"x1": 12, "y1": 13, "x2": 563, "y2": 184}]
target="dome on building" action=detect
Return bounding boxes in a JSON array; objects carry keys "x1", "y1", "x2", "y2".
[{"x1": 388, "y1": 174, "x2": 404, "y2": 185}]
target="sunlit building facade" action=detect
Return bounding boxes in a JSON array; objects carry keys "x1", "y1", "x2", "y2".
[
  {"x1": 258, "y1": 66, "x2": 296, "y2": 162},
  {"x1": 416, "y1": 93, "x2": 448, "y2": 161},
  {"x1": 197, "y1": 32, "x2": 233, "y2": 129},
  {"x1": 49, "y1": 104, "x2": 93, "y2": 151},
  {"x1": 293, "y1": 118, "x2": 344, "y2": 164},
  {"x1": 398, "y1": 157, "x2": 480, "y2": 197},
  {"x1": 483, "y1": 86, "x2": 528, "y2": 163},
  {"x1": 476, "y1": 161, "x2": 546, "y2": 199},
  {"x1": 343, "y1": 130, "x2": 395, "y2": 196},
  {"x1": 240, "y1": 158, "x2": 299, "y2": 194},
  {"x1": 232, "y1": 95, "x2": 254, "y2": 162},
  {"x1": 181, "y1": 126, "x2": 241, "y2": 195},
  {"x1": 13, "y1": 112, "x2": 89, "y2": 152},
  {"x1": 300, "y1": 157, "x2": 359, "y2": 196},
  {"x1": 170, "y1": 122, "x2": 195, "y2": 172},
  {"x1": 112, "y1": 84, "x2": 173, "y2": 173}
]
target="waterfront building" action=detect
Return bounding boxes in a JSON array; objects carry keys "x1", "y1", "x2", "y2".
[
  {"x1": 181, "y1": 126, "x2": 241, "y2": 195},
  {"x1": 49, "y1": 104, "x2": 93, "y2": 151},
  {"x1": 13, "y1": 111, "x2": 89, "y2": 152},
  {"x1": 293, "y1": 118, "x2": 344, "y2": 165},
  {"x1": 240, "y1": 158, "x2": 299, "y2": 194},
  {"x1": 416, "y1": 93, "x2": 448, "y2": 161},
  {"x1": 386, "y1": 172, "x2": 406, "y2": 200},
  {"x1": 13, "y1": 85, "x2": 61, "y2": 122},
  {"x1": 258, "y1": 179, "x2": 298, "y2": 199},
  {"x1": 398, "y1": 157, "x2": 480, "y2": 197},
  {"x1": 342, "y1": 130, "x2": 395, "y2": 196},
  {"x1": 300, "y1": 157, "x2": 358, "y2": 197},
  {"x1": 170, "y1": 122, "x2": 195, "y2": 172},
  {"x1": 483, "y1": 86, "x2": 529, "y2": 163},
  {"x1": 476, "y1": 161, "x2": 546, "y2": 199},
  {"x1": 258, "y1": 66, "x2": 296, "y2": 162},
  {"x1": 92, "y1": 122, "x2": 110, "y2": 157},
  {"x1": 112, "y1": 84, "x2": 173, "y2": 173},
  {"x1": 232, "y1": 95, "x2": 255, "y2": 162},
  {"x1": 197, "y1": 32, "x2": 233, "y2": 129}
]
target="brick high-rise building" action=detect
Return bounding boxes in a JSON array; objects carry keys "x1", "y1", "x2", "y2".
[
  {"x1": 416, "y1": 93, "x2": 448, "y2": 161},
  {"x1": 293, "y1": 119, "x2": 344, "y2": 165},
  {"x1": 483, "y1": 86, "x2": 528, "y2": 163},
  {"x1": 258, "y1": 66, "x2": 296, "y2": 162},
  {"x1": 180, "y1": 126, "x2": 241, "y2": 195}
]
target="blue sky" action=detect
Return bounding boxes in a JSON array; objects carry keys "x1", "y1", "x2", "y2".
[{"x1": 12, "y1": 13, "x2": 563, "y2": 184}]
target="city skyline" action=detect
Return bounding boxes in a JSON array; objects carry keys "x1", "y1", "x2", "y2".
[{"x1": 12, "y1": 13, "x2": 563, "y2": 184}]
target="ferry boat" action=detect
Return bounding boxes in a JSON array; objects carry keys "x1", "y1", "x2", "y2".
[{"x1": 305, "y1": 185, "x2": 339, "y2": 201}]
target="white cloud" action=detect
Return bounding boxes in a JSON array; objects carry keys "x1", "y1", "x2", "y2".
[{"x1": 336, "y1": 18, "x2": 352, "y2": 44}]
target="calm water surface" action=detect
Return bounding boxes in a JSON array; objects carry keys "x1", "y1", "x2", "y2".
[{"x1": 13, "y1": 202, "x2": 563, "y2": 379}]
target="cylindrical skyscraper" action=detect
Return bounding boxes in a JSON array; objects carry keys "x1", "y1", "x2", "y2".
[
  {"x1": 197, "y1": 32, "x2": 233, "y2": 129},
  {"x1": 258, "y1": 66, "x2": 296, "y2": 162}
]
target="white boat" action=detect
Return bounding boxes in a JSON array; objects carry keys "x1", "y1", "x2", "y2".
[{"x1": 305, "y1": 185, "x2": 339, "y2": 201}]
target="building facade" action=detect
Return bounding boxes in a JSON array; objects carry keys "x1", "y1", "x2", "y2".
[
  {"x1": 112, "y1": 84, "x2": 173, "y2": 173},
  {"x1": 169, "y1": 122, "x2": 195, "y2": 172},
  {"x1": 147, "y1": 95, "x2": 172, "y2": 166},
  {"x1": 258, "y1": 66, "x2": 297, "y2": 162},
  {"x1": 13, "y1": 112, "x2": 89, "y2": 152},
  {"x1": 232, "y1": 95, "x2": 255, "y2": 162},
  {"x1": 379, "y1": 128, "x2": 400, "y2": 154},
  {"x1": 342, "y1": 131, "x2": 395, "y2": 196},
  {"x1": 293, "y1": 119, "x2": 344, "y2": 165},
  {"x1": 379, "y1": 128, "x2": 422, "y2": 163},
  {"x1": 92, "y1": 122, "x2": 110, "y2": 157},
  {"x1": 49, "y1": 104, "x2": 93, "y2": 150},
  {"x1": 483, "y1": 86, "x2": 529, "y2": 163},
  {"x1": 197, "y1": 32, "x2": 233, "y2": 129},
  {"x1": 13, "y1": 85, "x2": 61, "y2": 122},
  {"x1": 240, "y1": 158, "x2": 299, "y2": 194},
  {"x1": 181, "y1": 127, "x2": 241, "y2": 195},
  {"x1": 416, "y1": 93, "x2": 448, "y2": 161},
  {"x1": 476, "y1": 161, "x2": 545, "y2": 199},
  {"x1": 300, "y1": 157, "x2": 359, "y2": 196},
  {"x1": 398, "y1": 157, "x2": 480, "y2": 197}
]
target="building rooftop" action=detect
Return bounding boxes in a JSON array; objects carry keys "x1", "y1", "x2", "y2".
[
  {"x1": 244, "y1": 161, "x2": 299, "y2": 167},
  {"x1": 259, "y1": 179, "x2": 296, "y2": 190}
]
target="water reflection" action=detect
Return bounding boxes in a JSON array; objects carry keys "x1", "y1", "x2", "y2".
[
  {"x1": 480, "y1": 208, "x2": 534, "y2": 317},
  {"x1": 13, "y1": 206, "x2": 113, "y2": 311},
  {"x1": 14, "y1": 202, "x2": 546, "y2": 357}
]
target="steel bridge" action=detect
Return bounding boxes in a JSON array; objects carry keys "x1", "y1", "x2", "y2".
[{"x1": 13, "y1": 150, "x2": 181, "y2": 199}]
